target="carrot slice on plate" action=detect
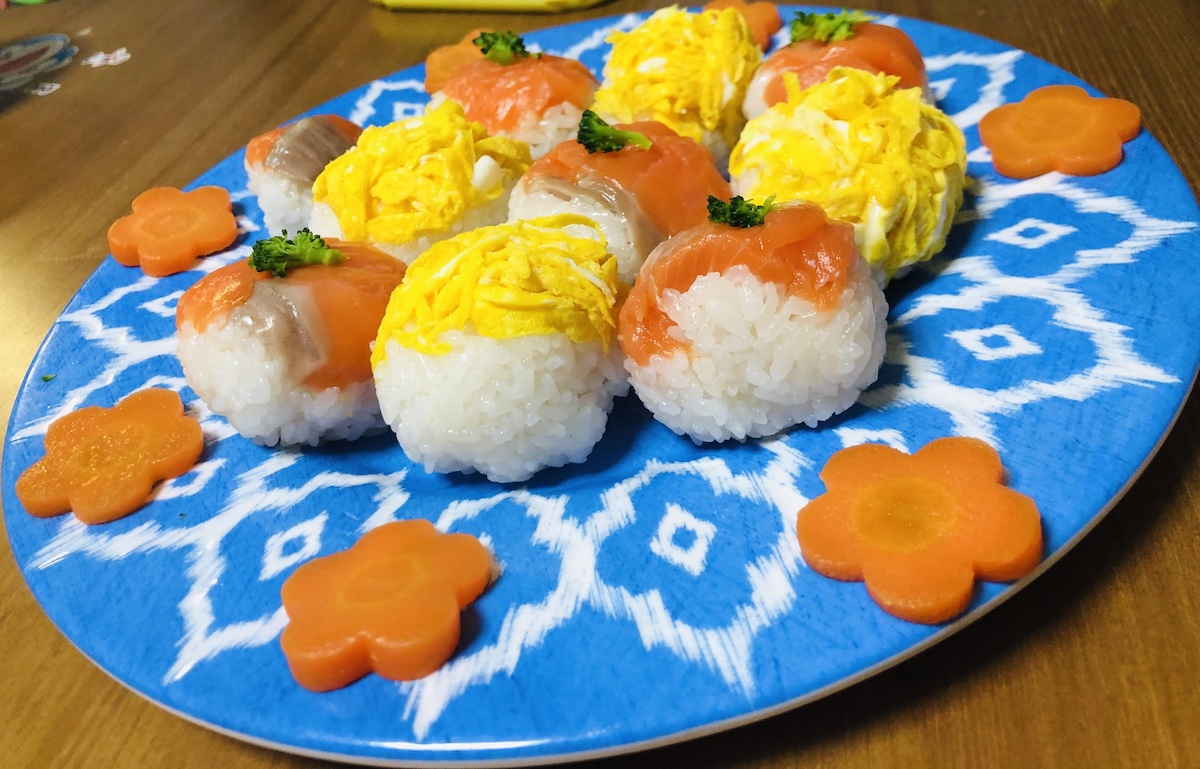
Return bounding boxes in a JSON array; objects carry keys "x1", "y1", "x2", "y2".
[
  {"x1": 979, "y1": 85, "x2": 1141, "y2": 178},
  {"x1": 107, "y1": 186, "x2": 239, "y2": 277},
  {"x1": 796, "y1": 437, "x2": 1043, "y2": 625},
  {"x1": 15, "y1": 388, "x2": 204, "y2": 525},
  {"x1": 424, "y1": 28, "x2": 492, "y2": 94},
  {"x1": 280, "y1": 519, "x2": 495, "y2": 692}
]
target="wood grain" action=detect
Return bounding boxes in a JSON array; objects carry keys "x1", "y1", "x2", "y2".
[{"x1": 1, "y1": 0, "x2": 1198, "y2": 767}]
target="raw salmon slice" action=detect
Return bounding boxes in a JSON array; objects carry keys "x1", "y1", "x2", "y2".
[{"x1": 619, "y1": 203, "x2": 858, "y2": 366}]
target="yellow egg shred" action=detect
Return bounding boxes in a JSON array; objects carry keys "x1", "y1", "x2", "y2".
[
  {"x1": 371, "y1": 215, "x2": 620, "y2": 362},
  {"x1": 730, "y1": 67, "x2": 968, "y2": 279},
  {"x1": 591, "y1": 5, "x2": 761, "y2": 151},
  {"x1": 311, "y1": 101, "x2": 530, "y2": 245}
]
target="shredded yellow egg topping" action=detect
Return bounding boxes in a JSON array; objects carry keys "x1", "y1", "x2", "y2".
[
  {"x1": 730, "y1": 68, "x2": 968, "y2": 278},
  {"x1": 312, "y1": 101, "x2": 530, "y2": 245},
  {"x1": 372, "y1": 215, "x2": 620, "y2": 361},
  {"x1": 591, "y1": 5, "x2": 761, "y2": 149}
]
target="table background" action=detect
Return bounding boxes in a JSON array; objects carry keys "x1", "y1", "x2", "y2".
[{"x1": 2, "y1": 0, "x2": 1198, "y2": 767}]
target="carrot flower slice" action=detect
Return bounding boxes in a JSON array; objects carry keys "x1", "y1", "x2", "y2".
[
  {"x1": 107, "y1": 186, "x2": 239, "y2": 277},
  {"x1": 978, "y1": 85, "x2": 1141, "y2": 179},
  {"x1": 15, "y1": 388, "x2": 204, "y2": 525},
  {"x1": 704, "y1": 0, "x2": 783, "y2": 50},
  {"x1": 796, "y1": 437, "x2": 1043, "y2": 624},
  {"x1": 280, "y1": 519, "x2": 495, "y2": 692},
  {"x1": 424, "y1": 27, "x2": 492, "y2": 94}
]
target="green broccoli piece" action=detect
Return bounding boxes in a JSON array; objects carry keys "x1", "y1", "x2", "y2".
[
  {"x1": 790, "y1": 9, "x2": 873, "y2": 44},
  {"x1": 248, "y1": 229, "x2": 345, "y2": 278},
  {"x1": 473, "y1": 31, "x2": 538, "y2": 65},
  {"x1": 576, "y1": 110, "x2": 652, "y2": 154},
  {"x1": 707, "y1": 195, "x2": 777, "y2": 228}
]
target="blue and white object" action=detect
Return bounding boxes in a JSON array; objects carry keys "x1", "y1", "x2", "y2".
[{"x1": 4, "y1": 10, "x2": 1199, "y2": 767}]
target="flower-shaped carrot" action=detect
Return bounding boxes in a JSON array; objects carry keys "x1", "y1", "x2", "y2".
[
  {"x1": 280, "y1": 519, "x2": 495, "y2": 692},
  {"x1": 978, "y1": 85, "x2": 1141, "y2": 179},
  {"x1": 107, "y1": 186, "x2": 239, "y2": 277},
  {"x1": 796, "y1": 437, "x2": 1043, "y2": 625},
  {"x1": 704, "y1": 0, "x2": 783, "y2": 50},
  {"x1": 15, "y1": 388, "x2": 204, "y2": 525},
  {"x1": 424, "y1": 27, "x2": 492, "y2": 94}
]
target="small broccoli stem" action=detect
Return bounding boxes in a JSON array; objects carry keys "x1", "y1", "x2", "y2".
[
  {"x1": 706, "y1": 195, "x2": 777, "y2": 228},
  {"x1": 473, "y1": 31, "x2": 536, "y2": 65},
  {"x1": 248, "y1": 229, "x2": 345, "y2": 278},
  {"x1": 576, "y1": 110, "x2": 651, "y2": 153}
]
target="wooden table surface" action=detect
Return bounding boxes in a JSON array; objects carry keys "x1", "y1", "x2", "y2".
[{"x1": 2, "y1": 0, "x2": 1198, "y2": 767}]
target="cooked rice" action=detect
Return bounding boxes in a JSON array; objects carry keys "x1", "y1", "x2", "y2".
[
  {"x1": 741, "y1": 66, "x2": 773, "y2": 122},
  {"x1": 625, "y1": 258, "x2": 887, "y2": 443},
  {"x1": 374, "y1": 330, "x2": 629, "y2": 483},
  {"x1": 177, "y1": 319, "x2": 383, "y2": 447},
  {"x1": 247, "y1": 169, "x2": 312, "y2": 237}
]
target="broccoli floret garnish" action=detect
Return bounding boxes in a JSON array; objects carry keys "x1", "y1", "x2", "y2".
[
  {"x1": 576, "y1": 110, "x2": 652, "y2": 154},
  {"x1": 248, "y1": 229, "x2": 345, "y2": 278},
  {"x1": 473, "y1": 31, "x2": 538, "y2": 65},
  {"x1": 790, "y1": 9, "x2": 873, "y2": 44},
  {"x1": 706, "y1": 195, "x2": 777, "y2": 228}
]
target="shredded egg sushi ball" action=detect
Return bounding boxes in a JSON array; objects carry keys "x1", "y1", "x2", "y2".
[
  {"x1": 590, "y1": 5, "x2": 762, "y2": 171},
  {"x1": 730, "y1": 67, "x2": 967, "y2": 281},
  {"x1": 371, "y1": 215, "x2": 629, "y2": 483},
  {"x1": 309, "y1": 100, "x2": 531, "y2": 264}
]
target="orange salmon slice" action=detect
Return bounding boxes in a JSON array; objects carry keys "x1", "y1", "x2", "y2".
[
  {"x1": 761, "y1": 23, "x2": 927, "y2": 105},
  {"x1": 527, "y1": 121, "x2": 731, "y2": 238},
  {"x1": 175, "y1": 241, "x2": 406, "y2": 390},
  {"x1": 619, "y1": 203, "x2": 859, "y2": 367},
  {"x1": 441, "y1": 55, "x2": 597, "y2": 132}
]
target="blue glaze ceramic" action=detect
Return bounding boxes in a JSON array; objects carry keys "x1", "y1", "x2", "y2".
[{"x1": 5, "y1": 10, "x2": 1199, "y2": 766}]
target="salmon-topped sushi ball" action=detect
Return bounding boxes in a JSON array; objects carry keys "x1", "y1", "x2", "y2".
[
  {"x1": 743, "y1": 10, "x2": 931, "y2": 120},
  {"x1": 426, "y1": 31, "x2": 598, "y2": 160},
  {"x1": 508, "y1": 112, "x2": 731, "y2": 286},
  {"x1": 619, "y1": 197, "x2": 887, "y2": 444},
  {"x1": 175, "y1": 233, "x2": 406, "y2": 446},
  {"x1": 245, "y1": 115, "x2": 362, "y2": 235}
]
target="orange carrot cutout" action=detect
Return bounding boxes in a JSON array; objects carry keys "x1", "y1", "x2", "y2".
[
  {"x1": 704, "y1": 0, "x2": 783, "y2": 50},
  {"x1": 796, "y1": 437, "x2": 1043, "y2": 625},
  {"x1": 15, "y1": 388, "x2": 204, "y2": 525},
  {"x1": 280, "y1": 519, "x2": 495, "y2": 692},
  {"x1": 979, "y1": 85, "x2": 1141, "y2": 179},
  {"x1": 107, "y1": 186, "x2": 239, "y2": 277},
  {"x1": 424, "y1": 27, "x2": 492, "y2": 94}
]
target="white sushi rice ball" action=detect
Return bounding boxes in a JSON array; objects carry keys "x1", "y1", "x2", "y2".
[
  {"x1": 374, "y1": 330, "x2": 629, "y2": 483},
  {"x1": 177, "y1": 319, "x2": 384, "y2": 447},
  {"x1": 625, "y1": 258, "x2": 887, "y2": 443}
]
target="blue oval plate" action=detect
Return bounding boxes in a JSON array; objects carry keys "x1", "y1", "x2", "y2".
[{"x1": 5, "y1": 9, "x2": 1200, "y2": 767}]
